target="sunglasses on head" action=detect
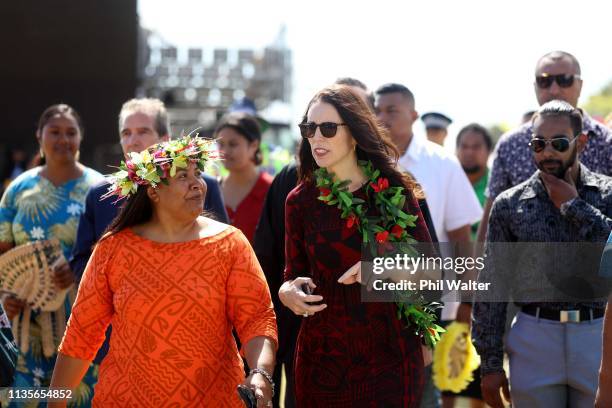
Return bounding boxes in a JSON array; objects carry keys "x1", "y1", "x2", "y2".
[
  {"x1": 299, "y1": 122, "x2": 347, "y2": 138},
  {"x1": 528, "y1": 135, "x2": 576, "y2": 153},
  {"x1": 535, "y1": 73, "x2": 581, "y2": 89}
]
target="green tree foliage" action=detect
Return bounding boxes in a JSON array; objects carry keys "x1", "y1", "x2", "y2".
[{"x1": 582, "y1": 79, "x2": 612, "y2": 118}]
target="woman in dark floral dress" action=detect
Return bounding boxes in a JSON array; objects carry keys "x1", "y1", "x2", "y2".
[{"x1": 279, "y1": 85, "x2": 433, "y2": 407}]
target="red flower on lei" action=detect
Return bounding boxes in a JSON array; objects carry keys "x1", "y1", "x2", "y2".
[
  {"x1": 391, "y1": 224, "x2": 404, "y2": 239},
  {"x1": 346, "y1": 214, "x2": 359, "y2": 229},
  {"x1": 370, "y1": 177, "x2": 389, "y2": 193},
  {"x1": 375, "y1": 230, "x2": 390, "y2": 243}
]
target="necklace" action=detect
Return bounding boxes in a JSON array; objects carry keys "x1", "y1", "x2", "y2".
[{"x1": 314, "y1": 160, "x2": 445, "y2": 347}]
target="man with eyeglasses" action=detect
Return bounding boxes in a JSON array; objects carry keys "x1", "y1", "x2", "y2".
[
  {"x1": 476, "y1": 51, "x2": 612, "y2": 244},
  {"x1": 375, "y1": 83, "x2": 481, "y2": 252},
  {"x1": 472, "y1": 100, "x2": 612, "y2": 408}
]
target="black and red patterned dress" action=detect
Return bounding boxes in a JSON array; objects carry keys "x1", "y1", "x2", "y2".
[{"x1": 284, "y1": 181, "x2": 432, "y2": 407}]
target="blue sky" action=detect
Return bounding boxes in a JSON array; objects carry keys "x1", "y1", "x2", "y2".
[{"x1": 139, "y1": 0, "x2": 612, "y2": 146}]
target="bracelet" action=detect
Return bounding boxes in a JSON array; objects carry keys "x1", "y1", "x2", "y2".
[{"x1": 249, "y1": 368, "x2": 275, "y2": 396}]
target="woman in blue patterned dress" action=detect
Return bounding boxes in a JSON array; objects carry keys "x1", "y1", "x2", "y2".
[{"x1": 0, "y1": 104, "x2": 103, "y2": 407}]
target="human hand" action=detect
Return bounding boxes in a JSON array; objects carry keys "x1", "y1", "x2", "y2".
[
  {"x1": 278, "y1": 277, "x2": 327, "y2": 317},
  {"x1": 240, "y1": 371, "x2": 273, "y2": 407},
  {"x1": 338, "y1": 262, "x2": 361, "y2": 285},
  {"x1": 540, "y1": 164, "x2": 578, "y2": 209},
  {"x1": 481, "y1": 371, "x2": 512, "y2": 408},
  {"x1": 3, "y1": 296, "x2": 25, "y2": 320},
  {"x1": 53, "y1": 262, "x2": 75, "y2": 290}
]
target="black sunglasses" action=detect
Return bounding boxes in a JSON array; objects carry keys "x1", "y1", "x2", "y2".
[
  {"x1": 299, "y1": 122, "x2": 347, "y2": 138},
  {"x1": 528, "y1": 136, "x2": 576, "y2": 153},
  {"x1": 535, "y1": 73, "x2": 581, "y2": 89}
]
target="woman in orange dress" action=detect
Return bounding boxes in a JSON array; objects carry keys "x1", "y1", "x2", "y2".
[{"x1": 50, "y1": 136, "x2": 278, "y2": 407}]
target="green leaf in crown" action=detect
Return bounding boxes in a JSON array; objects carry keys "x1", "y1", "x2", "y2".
[{"x1": 102, "y1": 135, "x2": 217, "y2": 200}]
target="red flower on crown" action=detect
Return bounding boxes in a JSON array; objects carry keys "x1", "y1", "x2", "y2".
[
  {"x1": 160, "y1": 162, "x2": 170, "y2": 179},
  {"x1": 125, "y1": 161, "x2": 138, "y2": 182},
  {"x1": 370, "y1": 177, "x2": 389, "y2": 193},
  {"x1": 375, "y1": 230, "x2": 390, "y2": 243},
  {"x1": 391, "y1": 225, "x2": 404, "y2": 239}
]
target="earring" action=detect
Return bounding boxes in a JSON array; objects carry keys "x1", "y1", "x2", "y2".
[{"x1": 39, "y1": 148, "x2": 44, "y2": 159}]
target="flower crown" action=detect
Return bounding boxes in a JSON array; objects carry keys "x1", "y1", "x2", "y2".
[{"x1": 103, "y1": 135, "x2": 217, "y2": 199}]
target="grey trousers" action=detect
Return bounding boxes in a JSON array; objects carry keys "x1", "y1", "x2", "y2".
[{"x1": 506, "y1": 311, "x2": 603, "y2": 408}]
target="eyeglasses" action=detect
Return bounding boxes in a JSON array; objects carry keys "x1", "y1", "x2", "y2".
[
  {"x1": 535, "y1": 73, "x2": 581, "y2": 89},
  {"x1": 299, "y1": 122, "x2": 347, "y2": 138},
  {"x1": 528, "y1": 136, "x2": 576, "y2": 153}
]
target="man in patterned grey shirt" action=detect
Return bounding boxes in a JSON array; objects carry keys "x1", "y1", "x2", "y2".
[
  {"x1": 472, "y1": 101, "x2": 612, "y2": 408},
  {"x1": 476, "y1": 51, "x2": 612, "y2": 243}
]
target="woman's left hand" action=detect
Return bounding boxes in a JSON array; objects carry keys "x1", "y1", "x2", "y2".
[
  {"x1": 241, "y1": 372, "x2": 273, "y2": 407},
  {"x1": 338, "y1": 261, "x2": 361, "y2": 285},
  {"x1": 53, "y1": 263, "x2": 75, "y2": 290}
]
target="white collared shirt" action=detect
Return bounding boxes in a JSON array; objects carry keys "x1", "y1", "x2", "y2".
[
  {"x1": 399, "y1": 134, "x2": 483, "y2": 321},
  {"x1": 398, "y1": 134, "x2": 482, "y2": 243}
]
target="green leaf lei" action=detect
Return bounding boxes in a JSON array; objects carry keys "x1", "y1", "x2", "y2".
[{"x1": 314, "y1": 160, "x2": 445, "y2": 348}]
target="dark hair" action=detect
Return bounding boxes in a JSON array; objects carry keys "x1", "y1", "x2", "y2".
[
  {"x1": 537, "y1": 51, "x2": 581, "y2": 75},
  {"x1": 37, "y1": 104, "x2": 84, "y2": 135},
  {"x1": 298, "y1": 85, "x2": 422, "y2": 198},
  {"x1": 103, "y1": 187, "x2": 153, "y2": 238},
  {"x1": 456, "y1": 123, "x2": 493, "y2": 151},
  {"x1": 335, "y1": 77, "x2": 375, "y2": 111},
  {"x1": 531, "y1": 100, "x2": 583, "y2": 136},
  {"x1": 335, "y1": 77, "x2": 367, "y2": 90},
  {"x1": 374, "y1": 83, "x2": 415, "y2": 106},
  {"x1": 215, "y1": 112, "x2": 263, "y2": 165}
]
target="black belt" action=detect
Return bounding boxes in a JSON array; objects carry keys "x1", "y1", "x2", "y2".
[{"x1": 521, "y1": 305, "x2": 605, "y2": 322}]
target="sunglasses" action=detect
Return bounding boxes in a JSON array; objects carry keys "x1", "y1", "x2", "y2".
[
  {"x1": 299, "y1": 122, "x2": 347, "y2": 138},
  {"x1": 535, "y1": 73, "x2": 581, "y2": 89},
  {"x1": 528, "y1": 136, "x2": 576, "y2": 153}
]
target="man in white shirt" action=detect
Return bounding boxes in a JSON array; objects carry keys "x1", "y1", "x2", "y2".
[
  {"x1": 375, "y1": 83, "x2": 483, "y2": 408},
  {"x1": 374, "y1": 83, "x2": 482, "y2": 248}
]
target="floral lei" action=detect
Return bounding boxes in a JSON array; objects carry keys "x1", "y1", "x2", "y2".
[
  {"x1": 315, "y1": 160, "x2": 445, "y2": 348},
  {"x1": 103, "y1": 135, "x2": 217, "y2": 200}
]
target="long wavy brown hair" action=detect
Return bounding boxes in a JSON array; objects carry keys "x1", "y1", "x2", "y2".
[{"x1": 298, "y1": 85, "x2": 423, "y2": 198}]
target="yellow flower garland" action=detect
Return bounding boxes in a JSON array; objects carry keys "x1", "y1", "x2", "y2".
[{"x1": 433, "y1": 322, "x2": 481, "y2": 392}]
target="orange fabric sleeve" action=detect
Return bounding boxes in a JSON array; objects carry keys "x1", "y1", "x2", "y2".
[
  {"x1": 225, "y1": 230, "x2": 278, "y2": 354},
  {"x1": 58, "y1": 235, "x2": 116, "y2": 361}
]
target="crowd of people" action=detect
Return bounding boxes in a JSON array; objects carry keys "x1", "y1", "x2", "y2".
[{"x1": 0, "y1": 49, "x2": 609, "y2": 408}]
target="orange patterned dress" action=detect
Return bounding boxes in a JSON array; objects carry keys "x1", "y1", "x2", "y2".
[{"x1": 59, "y1": 226, "x2": 278, "y2": 407}]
